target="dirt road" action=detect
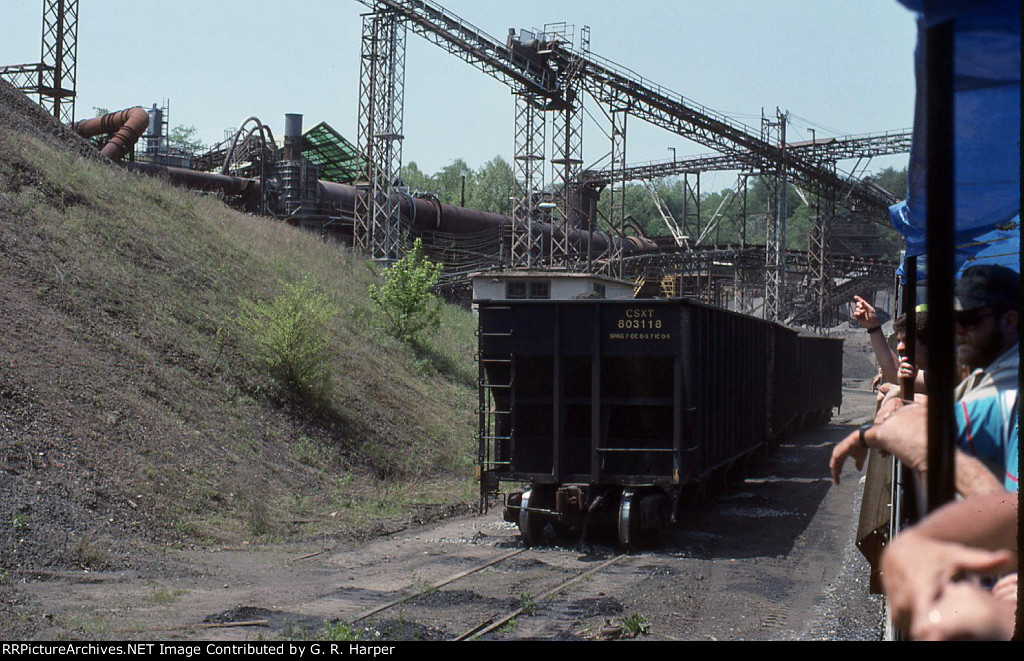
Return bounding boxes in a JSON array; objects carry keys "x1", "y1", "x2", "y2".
[{"x1": 7, "y1": 380, "x2": 881, "y2": 641}]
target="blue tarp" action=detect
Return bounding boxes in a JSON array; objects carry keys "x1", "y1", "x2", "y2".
[
  {"x1": 890, "y1": 0, "x2": 1020, "y2": 271},
  {"x1": 892, "y1": 203, "x2": 1020, "y2": 278}
]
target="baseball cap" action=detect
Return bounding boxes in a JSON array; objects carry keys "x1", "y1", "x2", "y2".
[{"x1": 954, "y1": 264, "x2": 1020, "y2": 311}]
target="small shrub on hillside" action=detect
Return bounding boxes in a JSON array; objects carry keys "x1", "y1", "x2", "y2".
[
  {"x1": 368, "y1": 238, "x2": 443, "y2": 345},
  {"x1": 236, "y1": 275, "x2": 339, "y2": 404}
]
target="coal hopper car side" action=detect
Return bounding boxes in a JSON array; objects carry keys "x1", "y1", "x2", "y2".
[{"x1": 476, "y1": 298, "x2": 842, "y2": 551}]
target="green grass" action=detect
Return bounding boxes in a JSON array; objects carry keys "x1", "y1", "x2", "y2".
[
  {"x1": 315, "y1": 621, "x2": 364, "y2": 642},
  {"x1": 622, "y1": 612, "x2": 650, "y2": 637},
  {"x1": 518, "y1": 592, "x2": 537, "y2": 616},
  {"x1": 0, "y1": 120, "x2": 481, "y2": 545}
]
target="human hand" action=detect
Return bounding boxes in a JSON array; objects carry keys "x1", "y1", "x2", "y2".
[
  {"x1": 898, "y1": 358, "x2": 917, "y2": 382},
  {"x1": 910, "y1": 580, "x2": 1016, "y2": 640},
  {"x1": 874, "y1": 388, "x2": 906, "y2": 423},
  {"x1": 991, "y1": 572, "x2": 1017, "y2": 603},
  {"x1": 829, "y1": 431, "x2": 868, "y2": 485},
  {"x1": 876, "y1": 381, "x2": 898, "y2": 401},
  {"x1": 881, "y1": 531, "x2": 1016, "y2": 637},
  {"x1": 872, "y1": 403, "x2": 928, "y2": 472},
  {"x1": 852, "y1": 295, "x2": 878, "y2": 329}
]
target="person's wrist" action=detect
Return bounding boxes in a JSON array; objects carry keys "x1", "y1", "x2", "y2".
[
  {"x1": 858, "y1": 422, "x2": 873, "y2": 448},
  {"x1": 867, "y1": 325, "x2": 882, "y2": 334}
]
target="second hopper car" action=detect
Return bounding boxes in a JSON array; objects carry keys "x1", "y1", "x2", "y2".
[{"x1": 476, "y1": 297, "x2": 843, "y2": 551}]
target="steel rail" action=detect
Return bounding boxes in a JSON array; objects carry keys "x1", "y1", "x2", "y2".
[{"x1": 454, "y1": 552, "x2": 628, "y2": 641}]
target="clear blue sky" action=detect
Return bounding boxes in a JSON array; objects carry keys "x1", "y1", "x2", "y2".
[{"x1": 3, "y1": 0, "x2": 918, "y2": 188}]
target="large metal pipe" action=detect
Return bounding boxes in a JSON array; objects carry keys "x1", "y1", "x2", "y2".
[
  {"x1": 71, "y1": 107, "x2": 150, "y2": 162},
  {"x1": 121, "y1": 157, "x2": 657, "y2": 258},
  {"x1": 315, "y1": 181, "x2": 657, "y2": 256},
  {"x1": 126, "y1": 162, "x2": 257, "y2": 197}
]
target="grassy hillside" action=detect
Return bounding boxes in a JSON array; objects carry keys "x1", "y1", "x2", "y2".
[{"x1": 0, "y1": 83, "x2": 480, "y2": 577}]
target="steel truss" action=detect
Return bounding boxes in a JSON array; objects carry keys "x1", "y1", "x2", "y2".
[
  {"x1": 1, "y1": 0, "x2": 79, "y2": 123},
  {"x1": 581, "y1": 129, "x2": 910, "y2": 211},
  {"x1": 356, "y1": 6, "x2": 408, "y2": 262},
  {"x1": 800, "y1": 136, "x2": 840, "y2": 331},
  {"x1": 351, "y1": 0, "x2": 907, "y2": 321},
  {"x1": 761, "y1": 110, "x2": 788, "y2": 322},
  {"x1": 548, "y1": 23, "x2": 588, "y2": 270},
  {"x1": 510, "y1": 93, "x2": 546, "y2": 268}
]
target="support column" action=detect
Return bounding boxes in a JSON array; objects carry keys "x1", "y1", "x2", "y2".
[
  {"x1": 356, "y1": 8, "x2": 407, "y2": 264},
  {"x1": 762, "y1": 110, "x2": 788, "y2": 322},
  {"x1": 511, "y1": 93, "x2": 546, "y2": 269},
  {"x1": 604, "y1": 107, "x2": 628, "y2": 279}
]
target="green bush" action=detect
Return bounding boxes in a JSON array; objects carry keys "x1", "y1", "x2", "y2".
[
  {"x1": 369, "y1": 238, "x2": 444, "y2": 344},
  {"x1": 236, "y1": 275, "x2": 339, "y2": 403}
]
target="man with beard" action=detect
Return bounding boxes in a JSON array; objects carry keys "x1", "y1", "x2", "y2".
[
  {"x1": 830, "y1": 265, "x2": 1019, "y2": 496},
  {"x1": 954, "y1": 265, "x2": 1020, "y2": 405},
  {"x1": 948, "y1": 265, "x2": 1019, "y2": 491}
]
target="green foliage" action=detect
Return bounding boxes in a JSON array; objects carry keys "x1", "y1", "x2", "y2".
[
  {"x1": 518, "y1": 592, "x2": 537, "y2": 616},
  {"x1": 622, "y1": 612, "x2": 650, "y2": 637},
  {"x1": 168, "y1": 124, "x2": 206, "y2": 154},
  {"x1": 369, "y1": 238, "x2": 444, "y2": 345},
  {"x1": 316, "y1": 621, "x2": 363, "y2": 641},
  {"x1": 236, "y1": 275, "x2": 339, "y2": 403},
  {"x1": 469, "y1": 156, "x2": 516, "y2": 214},
  {"x1": 401, "y1": 156, "x2": 515, "y2": 214},
  {"x1": 433, "y1": 158, "x2": 475, "y2": 206},
  {"x1": 869, "y1": 166, "x2": 909, "y2": 199}
]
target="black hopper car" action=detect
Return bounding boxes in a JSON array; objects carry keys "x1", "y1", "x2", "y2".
[{"x1": 476, "y1": 298, "x2": 843, "y2": 551}]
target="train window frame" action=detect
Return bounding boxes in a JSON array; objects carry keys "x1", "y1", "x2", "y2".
[
  {"x1": 505, "y1": 280, "x2": 550, "y2": 300},
  {"x1": 506, "y1": 281, "x2": 528, "y2": 299}
]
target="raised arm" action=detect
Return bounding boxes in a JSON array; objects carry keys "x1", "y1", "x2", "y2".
[{"x1": 853, "y1": 295, "x2": 899, "y2": 384}]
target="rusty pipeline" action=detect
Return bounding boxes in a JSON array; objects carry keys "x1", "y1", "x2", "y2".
[
  {"x1": 126, "y1": 162, "x2": 257, "y2": 197},
  {"x1": 97, "y1": 108, "x2": 657, "y2": 259},
  {"x1": 315, "y1": 182, "x2": 658, "y2": 256},
  {"x1": 71, "y1": 107, "x2": 150, "y2": 163}
]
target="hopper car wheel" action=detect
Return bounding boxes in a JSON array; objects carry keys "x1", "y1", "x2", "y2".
[
  {"x1": 618, "y1": 488, "x2": 640, "y2": 553},
  {"x1": 519, "y1": 485, "x2": 552, "y2": 547},
  {"x1": 618, "y1": 489, "x2": 668, "y2": 552}
]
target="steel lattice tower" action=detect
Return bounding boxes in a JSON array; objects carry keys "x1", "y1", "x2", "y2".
[
  {"x1": 0, "y1": 0, "x2": 79, "y2": 123},
  {"x1": 548, "y1": 24, "x2": 588, "y2": 270},
  {"x1": 355, "y1": 6, "x2": 407, "y2": 263},
  {"x1": 762, "y1": 110, "x2": 788, "y2": 322},
  {"x1": 510, "y1": 93, "x2": 546, "y2": 269}
]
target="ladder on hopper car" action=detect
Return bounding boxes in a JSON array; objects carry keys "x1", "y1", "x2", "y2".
[{"x1": 477, "y1": 329, "x2": 514, "y2": 514}]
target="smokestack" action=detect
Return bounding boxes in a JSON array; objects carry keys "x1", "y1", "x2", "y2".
[{"x1": 283, "y1": 113, "x2": 303, "y2": 161}]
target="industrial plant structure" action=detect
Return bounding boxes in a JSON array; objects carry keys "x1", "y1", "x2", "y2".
[{"x1": 3, "y1": 0, "x2": 910, "y2": 328}]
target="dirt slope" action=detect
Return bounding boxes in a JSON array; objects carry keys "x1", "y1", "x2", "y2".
[{"x1": 0, "y1": 81, "x2": 477, "y2": 639}]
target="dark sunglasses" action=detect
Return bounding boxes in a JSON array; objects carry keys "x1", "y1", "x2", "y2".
[{"x1": 954, "y1": 308, "x2": 1002, "y2": 330}]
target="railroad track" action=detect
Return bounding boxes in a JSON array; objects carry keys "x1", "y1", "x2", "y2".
[{"x1": 332, "y1": 538, "x2": 633, "y2": 641}]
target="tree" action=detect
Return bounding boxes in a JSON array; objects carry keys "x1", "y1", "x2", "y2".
[
  {"x1": 401, "y1": 161, "x2": 435, "y2": 193},
  {"x1": 434, "y1": 158, "x2": 475, "y2": 206},
  {"x1": 868, "y1": 166, "x2": 909, "y2": 199},
  {"x1": 369, "y1": 238, "x2": 444, "y2": 345},
  {"x1": 469, "y1": 156, "x2": 515, "y2": 215},
  {"x1": 236, "y1": 275, "x2": 339, "y2": 404},
  {"x1": 168, "y1": 124, "x2": 206, "y2": 154}
]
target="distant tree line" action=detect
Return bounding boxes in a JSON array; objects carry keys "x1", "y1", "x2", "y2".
[
  {"x1": 406, "y1": 158, "x2": 907, "y2": 259},
  {"x1": 402, "y1": 157, "x2": 517, "y2": 216}
]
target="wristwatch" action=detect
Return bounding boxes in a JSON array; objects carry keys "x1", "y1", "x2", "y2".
[{"x1": 857, "y1": 422, "x2": 873, "y2": 448}]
